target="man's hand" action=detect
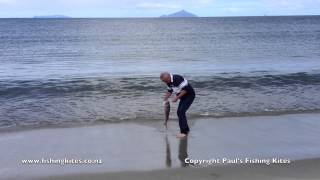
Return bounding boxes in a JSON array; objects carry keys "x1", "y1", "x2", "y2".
[
  {"x1": 172, "y1": 97, "x2": 179, "y2": 102},
  {"x1": 172, "y1": 90, "x2": 187, "y2": 103},
  {"x1": 164, "y1": 92, "x2": 172, "y2": 101}
]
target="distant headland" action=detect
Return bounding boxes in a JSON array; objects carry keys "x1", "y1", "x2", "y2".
[{"x1": 160, "y1": 10, "x2": 198, "y2": 18}]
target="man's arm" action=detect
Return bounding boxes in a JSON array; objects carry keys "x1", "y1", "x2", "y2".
[
  {"x1": 172, "y1": 90, "x2": 187, "y2": 102},
  {"x1": 164, "y1": 92, "x2": 172, "y2": 101}
]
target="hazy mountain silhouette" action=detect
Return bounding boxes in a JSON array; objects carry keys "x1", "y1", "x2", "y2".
[{"x1": 160, "y1": 10, "x2": 198, "y2": 18}]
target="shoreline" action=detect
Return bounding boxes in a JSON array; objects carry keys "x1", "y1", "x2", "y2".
[
  {"x1": 1, "y1": 110, "x2": 320, "y2": 135},
  {"x1": 1, "y1": 113, "x2": 320, "y2": 179}
]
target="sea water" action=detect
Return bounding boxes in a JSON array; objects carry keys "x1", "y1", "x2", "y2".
[{"x1": 0, "y1": 16, "x2": 320, "y2": 131}]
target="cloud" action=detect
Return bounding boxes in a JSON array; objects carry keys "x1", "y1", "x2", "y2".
[
  {"x1": 136, "y1": 2, "x2": 180, "y2": 9},
  {"x1": 0, "y1": 0, "x2": 16, "y2": 5},
  {"x1": 264, "y1": 0, "x2": 320, "y2": 9},
  {"x1": 198, "y1": 0, "x2": 213, "y2": 5},
  {"x1": 0, "y1": 0, "x2": 319, "y2": 17},
  {"x1": 260, "y1": 0, "x2": 320, "y2": 14},
  {"x1": 136, "y1": 0, "x2": 215, "y2": 9}
]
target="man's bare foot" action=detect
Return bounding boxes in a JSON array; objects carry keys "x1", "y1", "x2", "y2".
[{"x1": 176, "y1": 133, "x2": 187, "y2": 138}]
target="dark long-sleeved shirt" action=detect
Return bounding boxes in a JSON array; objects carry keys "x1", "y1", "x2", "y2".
[{"x1": 166, "y1": 74, "x2": 195, "y2": 96}]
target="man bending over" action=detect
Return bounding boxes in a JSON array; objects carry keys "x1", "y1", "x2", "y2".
[{"x1": 160, "y1": 72, "x2": 195, "y2": 138}]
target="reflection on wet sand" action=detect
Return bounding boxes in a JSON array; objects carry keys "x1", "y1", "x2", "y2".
[
  {"x1": 165, "y1": 135, "x2": 188, "y2": 168},
  {"x1": 178, "y1": 137, "x2": 188, "y2": 167},
  {"x1": 165, "y1": 135, "x2": 172, "y2": 167}
]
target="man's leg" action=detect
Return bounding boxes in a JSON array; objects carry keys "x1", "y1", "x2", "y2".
[{"x1": 177, "y1": 95, "x2": 195, "y2": 136}]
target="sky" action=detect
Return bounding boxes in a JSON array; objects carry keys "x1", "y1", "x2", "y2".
[{"x1": 0, "y1": 0, "x2": 319, "y2": 17}]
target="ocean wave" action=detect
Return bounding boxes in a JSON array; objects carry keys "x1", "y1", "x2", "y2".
[
  {"x1": 191, "y1": 72, "x2": 320, "y2": 89},
  {"x1": 1, "y1": 71, "x2": 320, "y2": 131},
  {"x1": 1, "y1": 72, "x2": 320, "y2": 98}
]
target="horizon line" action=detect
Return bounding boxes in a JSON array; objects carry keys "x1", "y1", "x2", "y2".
[{"x1": 0, "y1": 14, "x2": 319, "y2": 19}]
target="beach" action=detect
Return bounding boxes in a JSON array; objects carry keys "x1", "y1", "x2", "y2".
[{"x1": 1, "y1": 113, "x2": 320, "y2": 180}]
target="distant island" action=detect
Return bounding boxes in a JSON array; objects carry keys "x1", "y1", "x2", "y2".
[
  {"x1": 33, "y1": 15, "x2": 71, "y2": 18},
  {"x1": 160, "y1": 10, "x2": 198, "y2": 18}
]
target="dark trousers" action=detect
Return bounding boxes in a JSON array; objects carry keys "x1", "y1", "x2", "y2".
[{"x1": 177, "y1": 94, "x2": 195, "y2": 134}]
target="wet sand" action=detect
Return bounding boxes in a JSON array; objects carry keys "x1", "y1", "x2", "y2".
[
  {"x1": 43, "y1": 158, "x2": 320, "y2": 180},
  {"x1": 1, "y1": 113, "x2": 320, "y2": 180}
]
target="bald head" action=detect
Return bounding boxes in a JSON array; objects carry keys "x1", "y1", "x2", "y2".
[{"x1": 160, "y1": 72, "x2": 171, "y2": 84}]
